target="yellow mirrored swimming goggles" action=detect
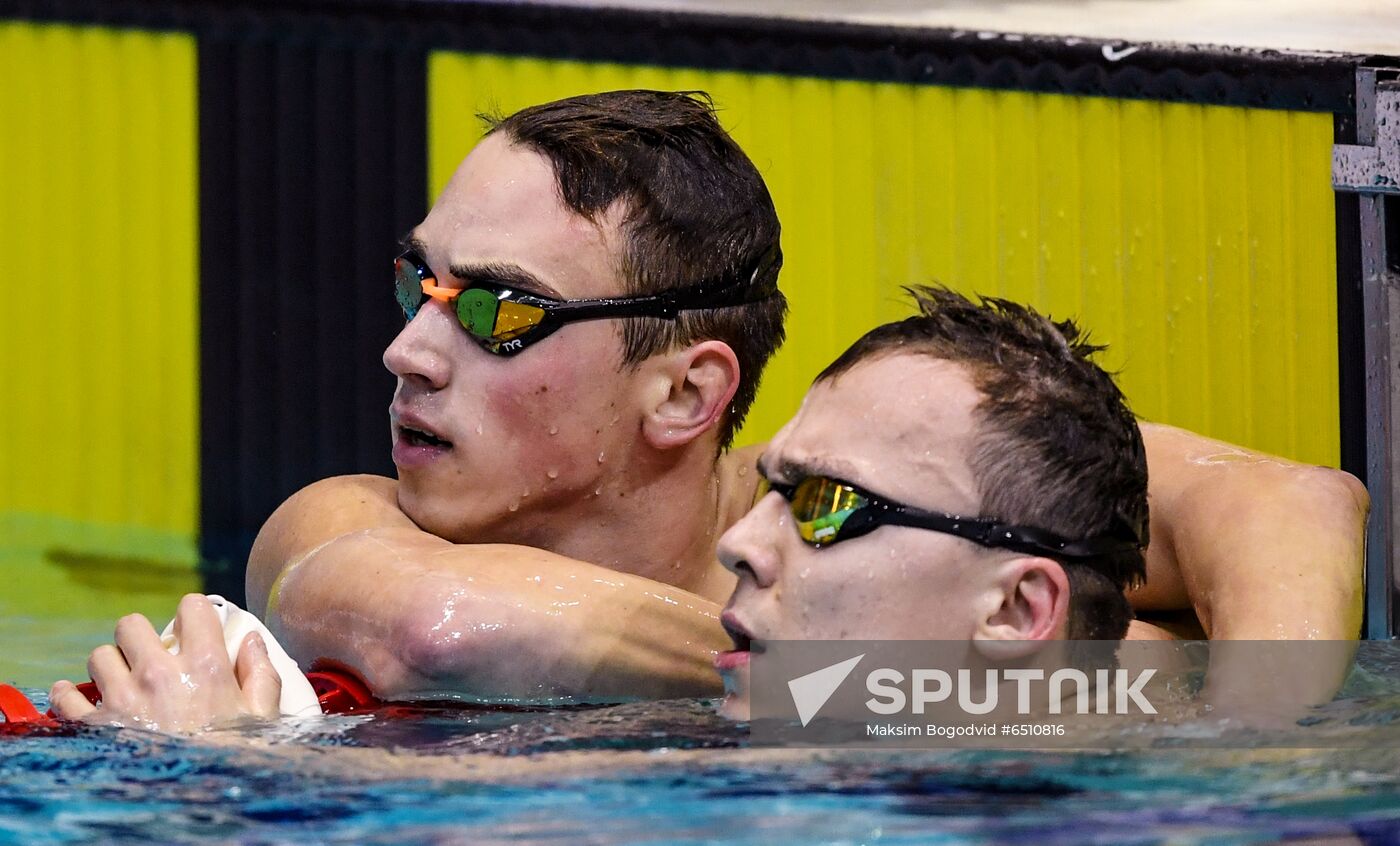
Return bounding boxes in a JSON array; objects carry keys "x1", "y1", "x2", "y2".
[{"x1": 756, "y1": 474, "x2": 1143, "y2": 559}]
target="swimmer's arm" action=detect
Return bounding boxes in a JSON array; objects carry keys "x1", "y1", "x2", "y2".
[
  {"x1": 1132, "y1": 422, "x2": 1367, "y2": 643},
  {"x1": 245, "y1": 474, "x2": 416, "y2": 619},
  {"x1": 1132, "y1": 424, "x2": 1367, "y2": 708},
  {"x1": 266, "y1": 527, "x2": 726, "y2": 700},
  {"x1": 247, "y1": 476, "x2": 724, "y2": 699}
]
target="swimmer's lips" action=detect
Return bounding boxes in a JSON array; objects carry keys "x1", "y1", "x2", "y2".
[
  {"x1": 391, "y1": 411, "x2": 456, "y2": 468},
  {"x1": 391, "y1": 409, "x2": 454, "y2": 449},
  {"x1": 717, "y1": 611, "x2": 755, "y2": 671},
  {"x1": 399, "y1": 425, "x2": 453, "y2": 449}
]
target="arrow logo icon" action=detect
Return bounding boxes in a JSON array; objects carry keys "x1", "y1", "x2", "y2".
[{"x1": 787, "y1": 654, "x2": 865, "y2": 727}]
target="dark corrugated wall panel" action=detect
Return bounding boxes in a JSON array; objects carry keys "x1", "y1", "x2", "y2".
[
  {"x1": 1335, "y1": 108, "x2": 1367, "y2": 488},
  {"x1": 198, "y1": 29, "x2": 425, "y2": 602}
]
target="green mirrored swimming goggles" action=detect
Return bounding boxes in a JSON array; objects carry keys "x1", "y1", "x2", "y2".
[
  {"x1": 757, "y1": 474, "x2": 1143, "y2": 560},
  {"x1": 394, "y1": 246, "x2": 781, "y2": 356}
]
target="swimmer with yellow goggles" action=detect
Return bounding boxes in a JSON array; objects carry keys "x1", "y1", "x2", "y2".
[{"x1": 756, "y1": 473, "x2": 1145, "y2": 559}]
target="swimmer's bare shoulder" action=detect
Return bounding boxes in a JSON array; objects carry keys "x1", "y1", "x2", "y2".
[{"x1": 246, "y1": 475, "x2": 415, "y2": 617}]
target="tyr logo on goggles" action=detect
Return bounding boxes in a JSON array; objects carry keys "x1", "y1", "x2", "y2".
[
  {"x1": 394, "y1": 246, "x2": 781, "y2": 356},
  {"x1": 756, "y1": 474, "x2": 1144, "y2": 560}
]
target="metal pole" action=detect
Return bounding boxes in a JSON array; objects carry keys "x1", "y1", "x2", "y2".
[{"x1": 1334, "y1": 68, "x2": 1400, "y2": 638}]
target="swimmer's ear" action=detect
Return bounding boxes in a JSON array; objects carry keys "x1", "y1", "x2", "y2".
[
  {"x1": 972, "y1": 557, "x2": 1070, "y2": 659},
  {"x1": 640, "y1": 340, "x2": 740, "y2": 450}
]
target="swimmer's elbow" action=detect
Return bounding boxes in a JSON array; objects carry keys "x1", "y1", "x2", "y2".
[
  {"x1": 1223, "y1": 462, "x2": 1369, "y2": 529},
  {"x1": 1330, "y1": 467, "x2": 1371, "y2": 522},
  {"x1": 1284, "y1": 466, "x2": 1367, "y2": 630},
  {"x1": 1294, "y1": 465, "x2": 1370, "y2": 531},
  {"x1": 389, "y1": 589, "x2": 526, "y2": 697}
]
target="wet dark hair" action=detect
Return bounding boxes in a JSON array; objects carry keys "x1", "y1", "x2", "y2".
[
  {"x1": 817, "y1": 285, "x2": 1149, "y2": 640},
  {"x1": 484, "y1": 90, "x2": 786, "y2": 449}
]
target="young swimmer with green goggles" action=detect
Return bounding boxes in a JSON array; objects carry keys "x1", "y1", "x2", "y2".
[{"x1": 394, "y1": 245, "x2": 781, "y2": 355}]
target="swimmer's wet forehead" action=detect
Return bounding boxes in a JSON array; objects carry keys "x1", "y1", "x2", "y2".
[
  {"x1": 410, "y1": 134, "x2": 625, "y2": 302},
  {"x1": 768, "y1": 354, "x2": 983, "y2": 516}
]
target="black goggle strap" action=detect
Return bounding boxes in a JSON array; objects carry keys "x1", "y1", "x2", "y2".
[
  {"x1": 480, "y1": 265, "x2": 778, "y2": 334},
  {"x1": 457, "y1": 290, "x2": 682, "y2": 352},
  {"x1": 762, "y1": 474, "x2": 1143, "y2": 559},
  {"x1": 540, "y1": 243, "x2": 783, "y2": 321},
  {"x1": 666, "y1": 243, "x2": 784, "y2": 311},
  {"x1": 877, "y1": 508, "x2": 1142, "y2": 561},
  {"x1": 400, "y1": 243, "x2": 782, "y2": 335}
]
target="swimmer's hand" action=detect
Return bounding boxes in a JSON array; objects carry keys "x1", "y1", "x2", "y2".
[{"x1": 49, "y1": 594, "x2": 283, "y2": 733}]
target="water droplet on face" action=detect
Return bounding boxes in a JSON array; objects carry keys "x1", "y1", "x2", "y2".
[
  {"x1": 508, "y1": 501, "x2": 520, "y2": 512},
  {"x1": 737, "y1": 465, "x2": 748, "y2": 476},
  {"x1": 799, "y1": 568, "x2": 811, "y2": 579},
  {"x1": 549, "y1": 426, "x2": 559, "y2": 436},
  {"x1": 521, "y1": 489, "x2": 531, "y2": 498},
  {"x1": 547, "y1": 469, "x2": 559, "y2": 479},
  {"x1": 476, "y1": 423, "x2": 484, "y2": 435},
  {"x1": 598, "y1": 452, "x2": 606, "y2": 464},
  {"x1": 594, "y1": 487, "x2": 603, "y2": 496}
]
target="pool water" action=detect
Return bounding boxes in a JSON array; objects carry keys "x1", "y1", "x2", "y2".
[
  {"x1": 8, "y1": 677, "x2": 1400, "y2": 844},
  {"x1": 9, "y1": 599, "x2": 1400, "y2": 846}
]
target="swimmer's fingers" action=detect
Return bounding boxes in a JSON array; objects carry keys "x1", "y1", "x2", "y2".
[
  {"x1": 233, "y1": 632, "x2": 282, "y2": 719},
  {"x1": 86, "y1": 642, "x2": 132, "y2": 705},
  {"x1": 112, "y1": 612, "x2": 169, "y2": 672},
  {"x1": 89, "y1": 614, "x2": 168, "y2": 713},
  {"x1": 172, "y1": 594, "x2": 232, "y2": 672},
  {"x1": 48, "y1": 679, "x2": 96, "y2": 720}
]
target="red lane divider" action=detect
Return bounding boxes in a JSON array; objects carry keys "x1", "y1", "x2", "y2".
[
  {"x1": 1, "y1": 680, "x2": 111, "y2": 734},
  {"x1": 306, "y1": 666, "x2": 381, "y2": 714},
  {"x1": 0, "y1": 683, "x2": 53, "y2": 729}
]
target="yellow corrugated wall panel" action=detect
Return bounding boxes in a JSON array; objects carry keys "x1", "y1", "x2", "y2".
[
  {"x1": 0, "y1": 22, "x2": 200, "y2": 567},
  {"x1": 427, "y1": 53, "x2": 1339, "y2": 467}
]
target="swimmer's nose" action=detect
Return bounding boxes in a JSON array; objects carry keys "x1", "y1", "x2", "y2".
[
  {"x1": 718, "y1": 495, "x2": 783, "y2": 589},
  {"x1": 383, "y1": 302, "x2": 456, "y2": 390}
]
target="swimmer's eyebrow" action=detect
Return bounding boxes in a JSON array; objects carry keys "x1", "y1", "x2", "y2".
[
  {"x1": 450, "y1": 261, "x2": 562, "y2": 299},
  {"x1": 758, "y1": 455, "x2": 862, "y2": 486},
  {"x1": 399, "y1": 232, "x2": 426, "y2": 256},
  {"x1": 396, "y1": 232, "x2": 562, "y2": 299}
]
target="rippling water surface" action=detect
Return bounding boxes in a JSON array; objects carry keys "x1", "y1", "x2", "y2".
[{"x1": 7, "y1": 652, "x2": 1400, "y2": 844}]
